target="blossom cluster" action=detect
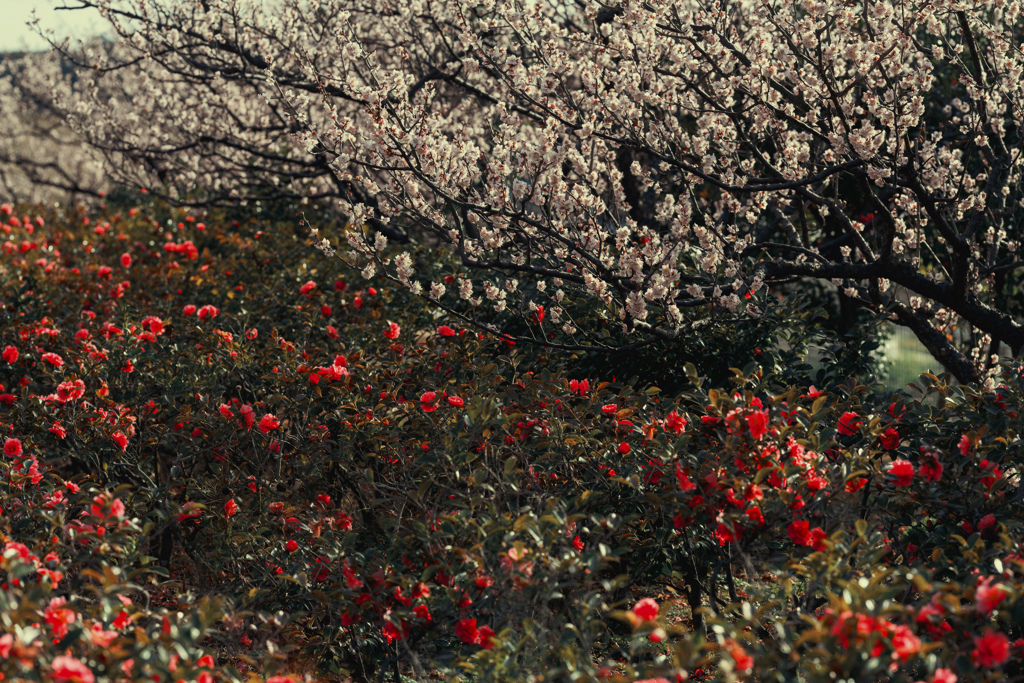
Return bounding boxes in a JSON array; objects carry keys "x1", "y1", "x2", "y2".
[{"x1": 5, "y1": 0, "x2": 1021, "y2": 382}]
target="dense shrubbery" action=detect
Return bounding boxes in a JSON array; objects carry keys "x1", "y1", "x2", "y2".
[{"x1": 2, "y1": 199, "x2": 1024, "y2": 682}]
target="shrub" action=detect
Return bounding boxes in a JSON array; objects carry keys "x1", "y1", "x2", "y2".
[{"x1": 2, "y1": 199, "x2": 1024, "y2": 682}]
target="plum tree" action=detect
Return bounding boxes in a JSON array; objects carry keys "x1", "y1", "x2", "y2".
[{"x1": 26, "y1": 0, "x2": 1024, "y2": 382}]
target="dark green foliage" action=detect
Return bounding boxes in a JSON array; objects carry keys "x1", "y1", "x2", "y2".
[{"x1": 2, "y1": 200, "x2": 1024, "y2": 683}]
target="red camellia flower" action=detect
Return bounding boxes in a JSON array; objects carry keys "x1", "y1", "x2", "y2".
[
  {"x1": 809, "y1": 527, "x2": 829, "y2": 551},
  {"x1": 888, "y1": 458, "x2": 915, "y2": 486},
  {"x1": 919, "y1": 453, "x2": 943, "y2": 482},
  {"x1": 890, "y1": 624, "x2": 921, "y2": 662},
  {"x1": 224, "y1": 499, "x2": 239, "y2": 518},
  {"x1": 91, "y1": 495, "x2": 126, "y2": 520},
  {"x1": 4, "y1": 438, "x2": 22, "y2": 457},
  {"x1": 788, "y1": 519, "x2": 812, "y2": 546},
  {"x1": 477, "y1": 625, "x2": 496, "y2": 649},
  {"x1": 879, "y1": 427, "x2": 899, "y2": 450},
  {"x1": 601, "y1": 403, "x2": 618, "y2": 415},
  {"x1": 973, "y1": 628, "x2": 1010, "y2": 667},
  {"x1": 50, "y1": 422, "x2": 67, "y2": 439},
  {"x1": 178, "y1": 505, "x2": 203, "y2": 523},
  {"x1": 420, "y1": 391, "x2": 438, "y2": 412},
  {"x1": 112, "y1": 431, "x2": 129, "y2": 451},
  {"x1": 632, "y1": 598, "x2": 659, "y2": 621},
  {"x1": 746, "y1": 409, "x2": 768, "y2": 440},
  {"x1": 44, "y1": 597, "x2": 76, "y2": 639},
  {"x1": 299, "y1": 280, "x2": 317, "y2": 295},
  {"x1": 664, "y1": 410, "x2": 687, "y2": 434},
  {"x1": 437, "y1": 325, "x2": 456, "y2": 337},
  {"x1": 285, "y1": 539, "x2": 298, "y2": 552},
  {"x1": 140, "y1": 316, "x2": 164, "y2": 334},
  {"x1": 715, "y1": 521, "x2": 738, "y2": 545},
  {"x1": 568, "y1": 379, "x2": 589, "y2": 395},
  {"x1": 724, "y1": 638, "x2": 753, "y2": 671},
  {"x1": 331, "y1": 511, "x2": 353, "y2": 531},
  {"x1": 618, "y1": 442, "x2": 631, "y2": 455},
  {"x1": 382, "y1": 620, "x2": 408, "y2": 644},
  {"x1": 455, "y1": 617, "x2": 479, "y2": 644},
  {"x1": 197, "y1": 304, "x2": 219, "y2": 320},
  {"x1": 384, "y1": 321, "x2": 401, "y2": 340},
  {"x1": 975, "y1": 576, "x2": 1008, "y2": 615},
  {"x1": 41, "y1": 352, "x2": 64, "y2": 367},
  {"x1": 845, "y1": 477, "x2": 867, "y2": 493},
  {"x1": 50, "y1": 656, "x2": 95, "y2": 683},
  {"x1": 746, "y1": 507, "x2": 766, "y2": 526},
  {"x1": 837, "y1": 411, "x2": 862, "y2": 436},
  {"x1": 675, "y1": 464, "x2": 696, "y2": 492},
  {"x1": 259, "y1": 414, "x2": 281, "y2": 434},
  {"x1": 113, "y1": 610, "x2": 132, "y2": 630},
  {"x1": 5, "y1": 541, "x2": 30, "y2": 561},
  {"x1": 120, "y1": 253, "x2": 132, "y2": 267},
  {"x1": 183, "y1": 304, "x2": 197, "y2": 315},
  {"x1": 316, "y1": 494, "x2": 332, "y2": 508},
  {"x1": 980, "y1": 459, "x2": 1004, "y2": 489},
  {"x1": 2, "y1": 345, "x2": 17, "y2": 363},
  {"x1": 447, "y1": 395, "x2": 465, "y2": 408}
]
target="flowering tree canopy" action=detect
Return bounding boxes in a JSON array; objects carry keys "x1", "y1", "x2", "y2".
[
  {"x1": 33, "y1": 0, "x2": 1024, "y2": 381},
  {"x1": 0, "y1": 52, "x2": 106, "y2": 202}
]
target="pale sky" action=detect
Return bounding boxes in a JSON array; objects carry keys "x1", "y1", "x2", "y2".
[{"x1": 0, "y1": 0, "x2": 107, "y2": 53}]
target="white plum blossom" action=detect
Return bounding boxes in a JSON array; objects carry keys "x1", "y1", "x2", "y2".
[{"x1": 12, "y1": 0, "x2": 1023, "y2": 383}]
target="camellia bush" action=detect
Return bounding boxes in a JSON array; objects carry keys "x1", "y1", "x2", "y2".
[
  {"x1": 12, "y1": 0, "x2": 1023, "y2": 384},
  {"x1": 2, "y1": 197, "x2": 1024, "y2": 681}
]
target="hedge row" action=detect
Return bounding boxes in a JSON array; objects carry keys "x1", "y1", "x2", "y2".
[{"x1": 1, "y1": 200, "x2": 1023, "y2": 682}]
